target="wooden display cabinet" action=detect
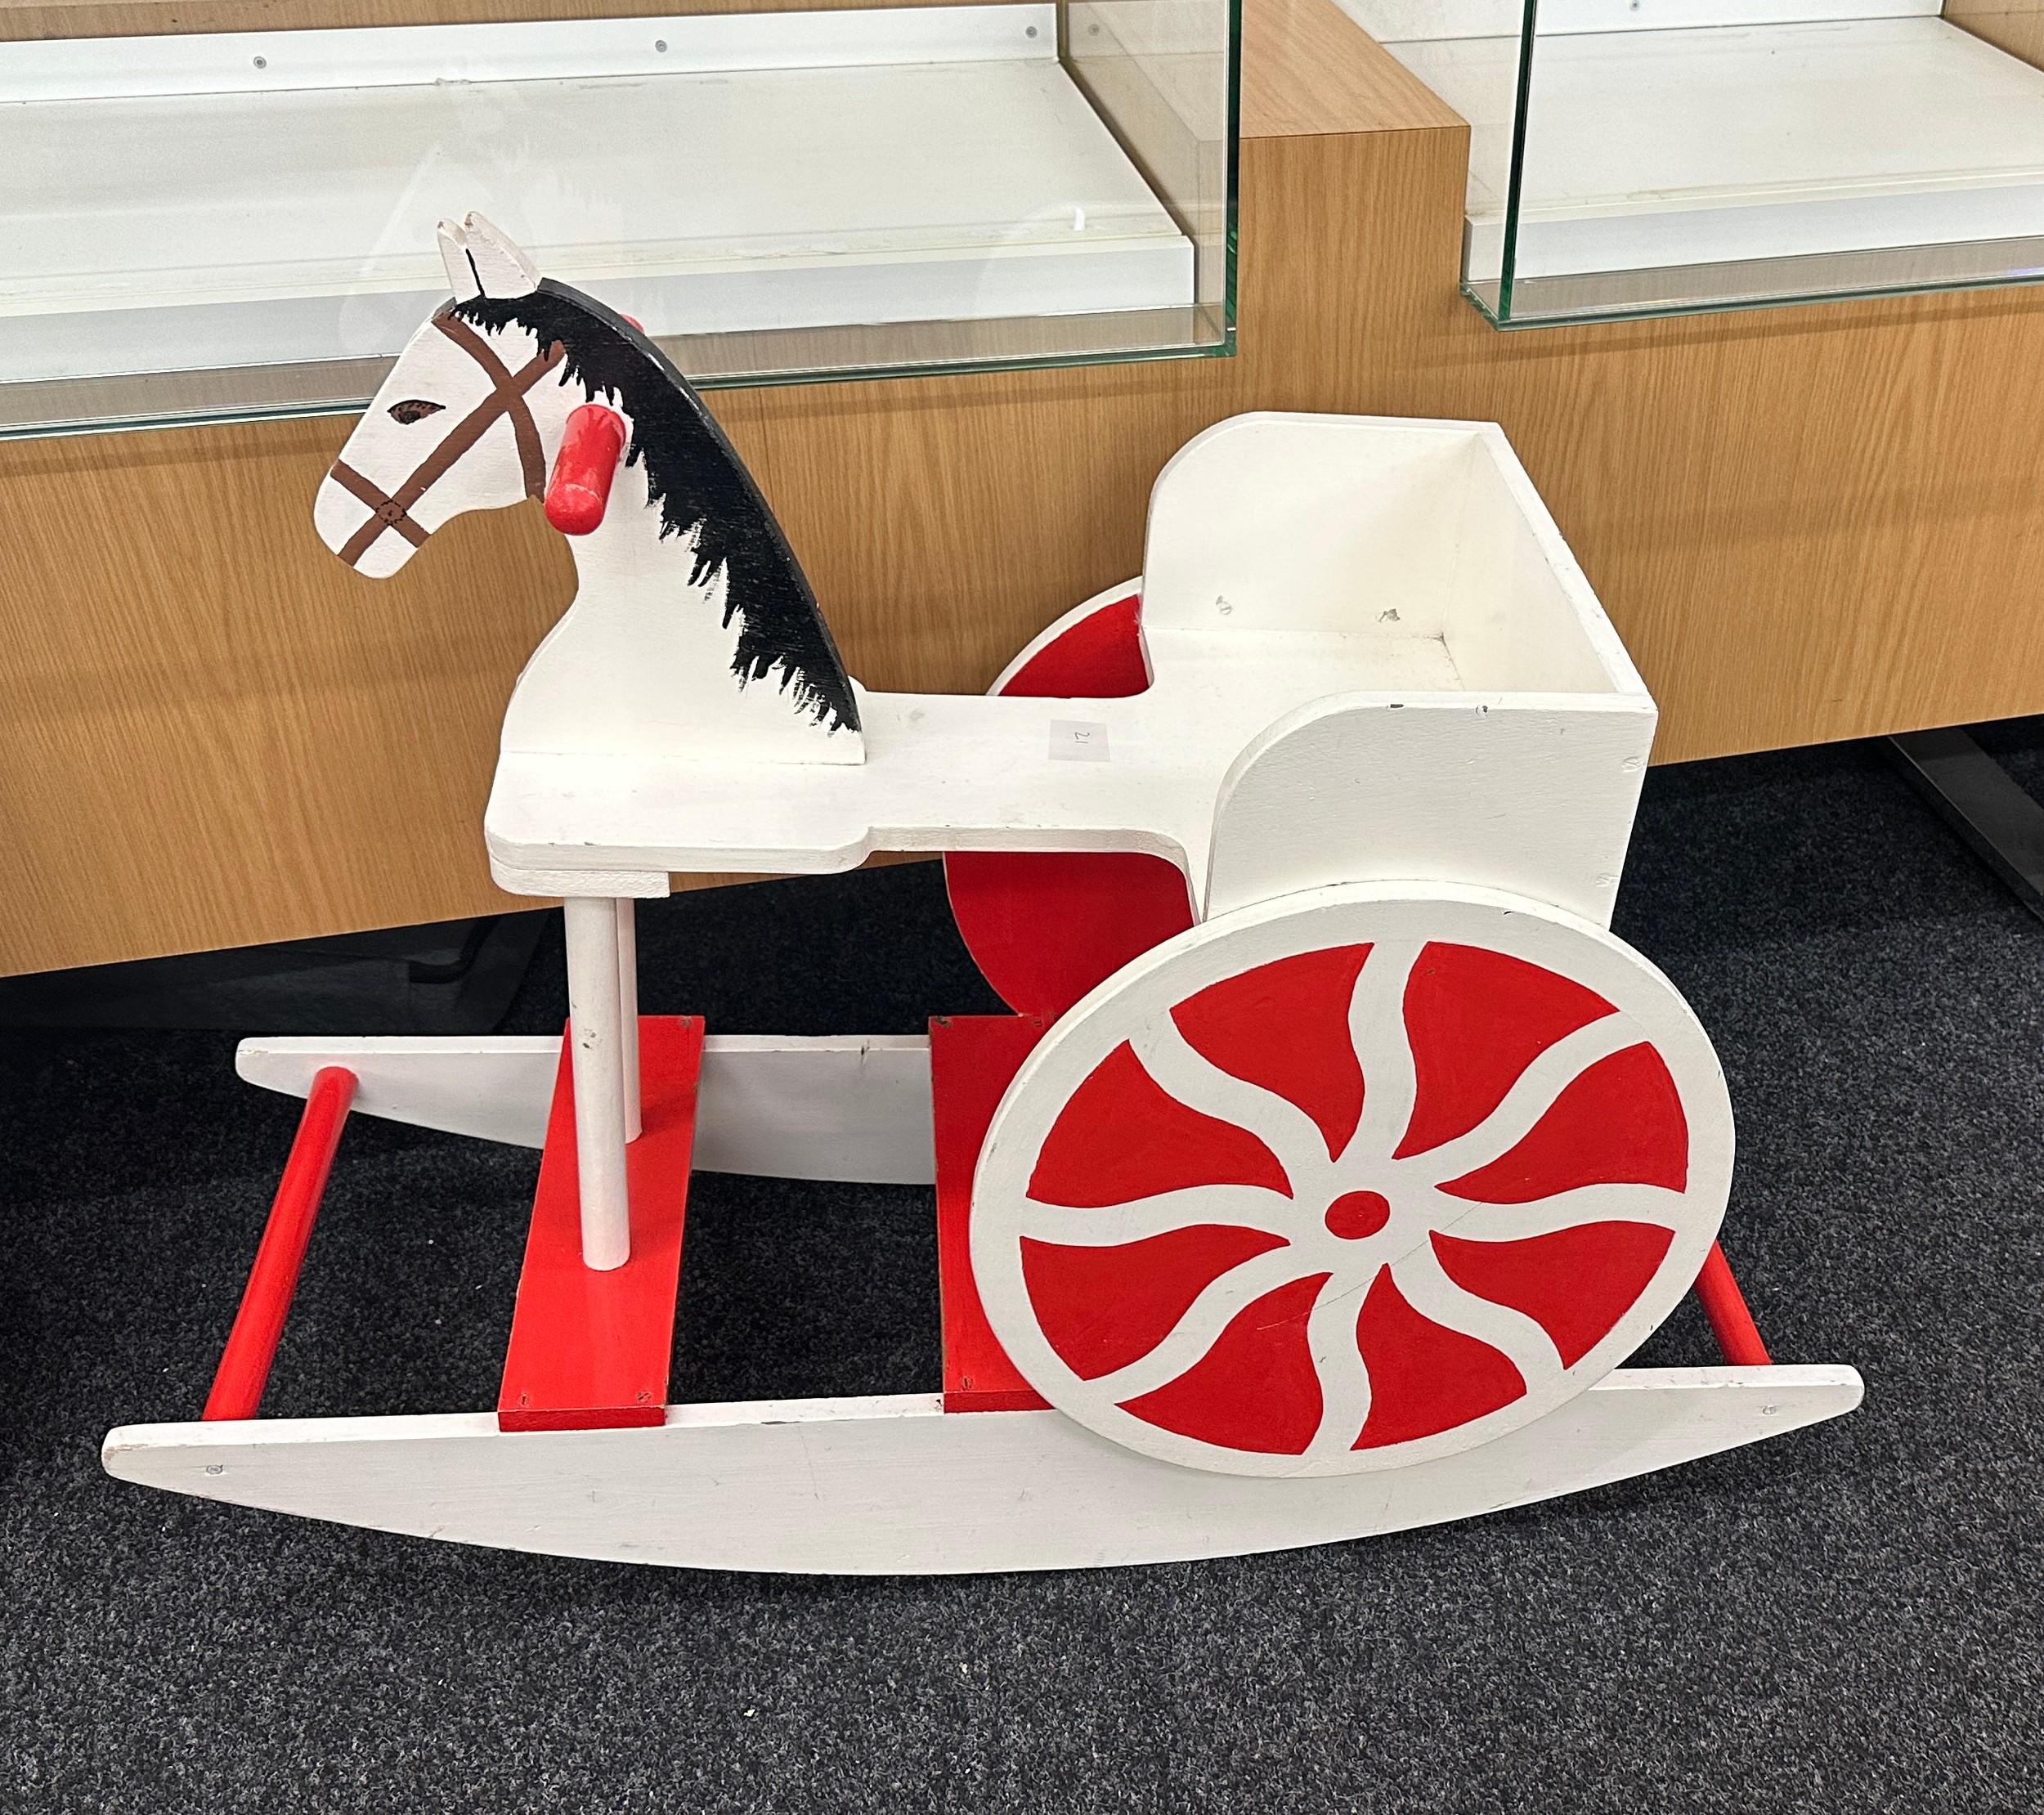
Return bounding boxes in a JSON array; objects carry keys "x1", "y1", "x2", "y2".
[{"x1": 4, "y1": 0, "x2": 2044, "y2": 975}]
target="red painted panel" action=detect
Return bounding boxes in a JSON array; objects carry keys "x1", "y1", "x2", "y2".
[
  {"x1": 1002, "y1": 590, "x2": 1150, "y2": 697},
  {"x1": 1021, "y1": 1224, "x2": 1290, "y2": 1380},
  {"x1": 944, "y1": 851, "x2": 1195, "y2": 1023},
  {"x1": 931, "y1": 1014, "x2": 1051, "y2": 1413},
  {"x1": 944, "y1": 589, "x2": 1195, "y2": 1021},
  {"x1": 1439, "y1": 1042, "x2": 1690, "y2": 1203},
  {"x1": 1395, "y1": 943, "x2": 1616, "y2": 1159},
  {"x1": 1028, "y1": 1040, "x2": 1293, "y2": 1206},
  {"x1": 1431, "y1": 1221, "x2": 1675, "y2": 1367},
  {"x1": 1351, "y1": 1270, "x2": 1526, "y2": 1449},
  {"x1": 1172, "y1": 944, "x2": 1373, "y2": 1159},
  {"x1": 496, "y1": 1017, "x2": 703, "y2": 1432},
  {"x1": 1119, "y1": 1271, "x2": 1330, "y2": 1454}
]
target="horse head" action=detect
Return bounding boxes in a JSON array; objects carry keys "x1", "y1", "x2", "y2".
[
  {"x1": 316, "y1": 214, "x2": 584, "y2": 578},
  {"x1": 312, "y1": 213, "x2": 861, "y2": 742}
]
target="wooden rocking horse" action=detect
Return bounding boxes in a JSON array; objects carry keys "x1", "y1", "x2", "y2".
[{"x1": 102, "y1": 214, "x2": 1861, "y2": 1572}]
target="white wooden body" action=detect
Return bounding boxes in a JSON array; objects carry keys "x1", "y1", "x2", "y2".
[
  {"x1": 485, "y1": 415, "x2": 1658, "y2": 926},
  {"x1": 102, "y1": 1365, "x2": 1861, "y2": 1574}
]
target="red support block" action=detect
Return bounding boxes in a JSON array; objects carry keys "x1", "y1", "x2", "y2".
[
  {"x1": 943, "y1": 590, "x2": 1195, "y2": 1021},
  {"x1": 931, "y1": 1015, "x2": 1051, "y2": 1413},
  {"x1": 204, "y1": 1066, "x2": 356, "y2": 1422},
  {"x1": 498, "y1": 1017, "x2": 704, "y2": 1432}
]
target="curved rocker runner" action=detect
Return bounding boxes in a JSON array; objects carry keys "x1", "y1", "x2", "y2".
[{"x1": 101, "y1": 213, "x2": 1860, "y2": 1573}]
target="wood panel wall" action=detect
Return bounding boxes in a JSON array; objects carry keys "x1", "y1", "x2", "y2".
[{"x1": 7, "y1": 0, "x2": 2044, "y2": 975}]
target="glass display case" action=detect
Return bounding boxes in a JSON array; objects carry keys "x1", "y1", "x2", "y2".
[
  {"x1": 0, "y1": 0, "x2": 1235, "y2": 435},
  {"x1": 1343, "y1": 0, "x2": 2044, "y2": 325}
]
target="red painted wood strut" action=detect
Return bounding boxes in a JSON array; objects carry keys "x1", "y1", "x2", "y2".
[
  {"x1": 1692, "y1": 1241, "x2": 1772, "y2": 1366},
  {"x1": 203, "y1": 1067, "x2": 356, "y2": 1421}
]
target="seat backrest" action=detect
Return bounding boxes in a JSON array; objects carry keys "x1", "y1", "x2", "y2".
[
  {"x1": 1159, "y1": 413, "x2": 1659, "y2": 925},
  {"x1": 1141, "y1": 412, "x2": 1501, "y2": 640}
]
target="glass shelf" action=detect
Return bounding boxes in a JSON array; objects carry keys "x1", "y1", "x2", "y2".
[
  {"x1": 1341, "y1": 0, "x2": 2044, "y2": 325},
  {"x1": 0, "y1": 0, "x2": 1236, "y2": 436}
]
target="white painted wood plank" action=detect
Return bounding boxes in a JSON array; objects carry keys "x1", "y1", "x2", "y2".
[
  {"x1": 1205, "y1": 698, "x2": 1652, "y2": 925},
  {"x1": 236, "y1": 1036, "x2": 561, "y2": 1147},
  {"x1": 616, "y1": 899, "x2": 642, "y2": 1145},
  {"x1": 691, "y1": 1036, "x2": 935, "y2": 1185},
  {"x1": 486, "y1": 688, "x2": 1654, "y2": 922},
  {"x1": 100, "y1": 1365, "x2": 1863, "y2": 1573},
  {"x1": 0, "y1": 14, "x2": 1190, "y2": 383},
  {"x1": 235, "y1": 1034, "x2": 939, "y2": 1183},
  {"x1": 1141, "y1": 415, "x2": 1645, "y2": 697}
]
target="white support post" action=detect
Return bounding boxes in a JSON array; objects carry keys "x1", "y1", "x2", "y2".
[
  {"x1": 563, "y1": 896, "x2": 630, "y2": 1271},
  {"x1": 615, "y1": 897, "x2": 642, "y2": 1144}
]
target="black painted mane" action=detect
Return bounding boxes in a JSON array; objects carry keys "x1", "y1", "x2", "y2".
[{"x1": 452, "y1": 279, "x2": 858, "y2": 736}]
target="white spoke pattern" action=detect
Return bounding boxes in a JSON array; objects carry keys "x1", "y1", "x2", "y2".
[
  {"x1": 970, "y1": 885, "x2": 1734, "y2": 1479},
  {"x1": 1131, "y1": 1020, "x2": 1332, "y2": 1202},
  {"x1": 1016, "y1": 1185, "x2": 1299, "y2": 1248},
  {"x1": 1305, "y1": 1281, "x2": 1377, "y2": 1460},
  {"x1": 1432, "y1": 1182, "x2": 1689, "y2": 1244},
  {"x1": 1392, "y1": 1245, "x2": 1565, "y2": 1392},
  {"x1": 1084, "y1": 1246, "x2": 1318, "y2": 1402},
  {"x1": 1403, "y1": 1014, "x2": 1645, "y2": 1185},
  {"x1": 1345, "y1": 936, "x2": 1426, "y2": 1165}
]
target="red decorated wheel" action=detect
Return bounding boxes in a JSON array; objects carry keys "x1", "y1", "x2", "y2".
[{"x1": 970, "y1": 883, "x2": 1734, "y2": 1477}]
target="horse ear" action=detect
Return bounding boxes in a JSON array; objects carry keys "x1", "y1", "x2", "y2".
[
  {"x1": 459, "y1": 212, "x2": 541, "y2": 298},
  {"x1": 437, "y1": 219, "x2": 483, "y2": 301},
  {"x1": 436, "y1": 213, "x2": 540, "y2": 302}
]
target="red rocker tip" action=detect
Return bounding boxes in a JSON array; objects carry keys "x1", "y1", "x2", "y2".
[{"x1": 545, "y1": 404, "x2": 627, "y2": 536}]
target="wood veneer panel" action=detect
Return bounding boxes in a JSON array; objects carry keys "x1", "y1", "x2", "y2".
[
  {"x1": 1239, "y1": 0, "x2": 1459, "y2": 136},
  {"x1": 0, "y1": 416, "x2": 570, "y2": 966},
  {"x1": 7, "y1": 0, "x2": 2044, "y2": 975},
  {"x1": 1944, "y1": 0, "x2": 2044, "y2": 69}
]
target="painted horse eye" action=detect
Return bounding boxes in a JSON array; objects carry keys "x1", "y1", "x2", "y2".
[{"x1": 388, "y1": 399, "x2": 445, "y2": 424}]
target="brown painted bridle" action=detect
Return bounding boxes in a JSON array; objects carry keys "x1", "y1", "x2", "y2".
[{"x1": 328, "y1": 311, "x2": 566, "y2": 569}]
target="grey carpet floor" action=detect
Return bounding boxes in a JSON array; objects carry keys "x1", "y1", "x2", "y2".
[{"x1": 2, "y1": 736, "x2": 2039, "y2": 1813}]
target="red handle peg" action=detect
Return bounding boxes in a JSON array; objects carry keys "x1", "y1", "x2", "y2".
[{"x1": 545, "y1": 404, "x2": 627, "y2": 536}]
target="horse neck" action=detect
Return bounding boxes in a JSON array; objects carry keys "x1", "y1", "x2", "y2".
[
  {"x1": 556, "y1": 456, "x2": 675, "y2": 606},
  {"x1": 498, "y1": 410, "x2": 862, "y2": 762}
]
